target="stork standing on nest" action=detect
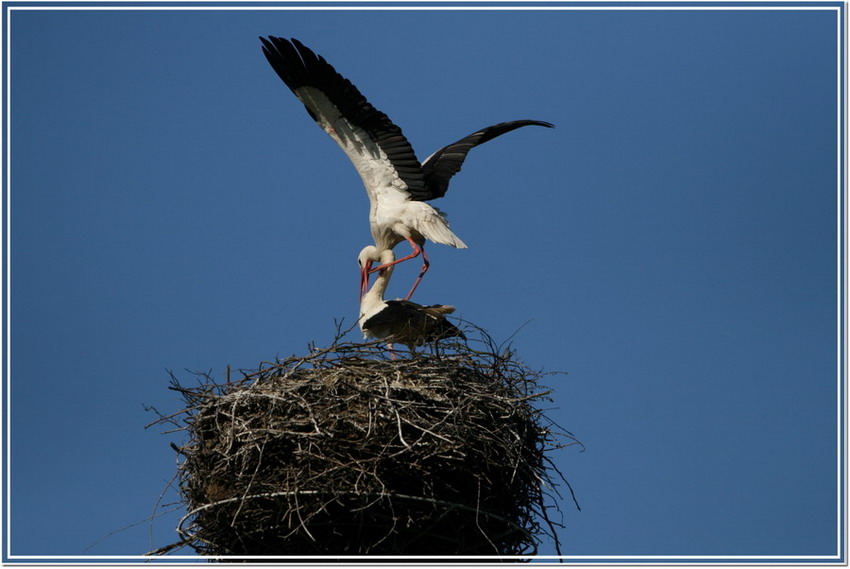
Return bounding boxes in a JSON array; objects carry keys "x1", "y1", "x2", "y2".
[
  {"x1": 358, "y1": 245, "x2": 464, "y2": 353},
  {"x1": 260, "y1": 36, "x2": 553, "y2": 300}
]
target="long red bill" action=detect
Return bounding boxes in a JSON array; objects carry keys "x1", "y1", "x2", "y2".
[{"x1": 359, "y1": 261, "x2": 373, "y2": 298}]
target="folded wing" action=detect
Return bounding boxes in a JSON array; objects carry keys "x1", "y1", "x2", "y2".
[{"x1": 362, "y1": 300, "x2": 464, "y2": 346}]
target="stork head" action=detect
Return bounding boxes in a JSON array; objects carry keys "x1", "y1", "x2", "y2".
[
  {"x1": 358, "y1": 246, "x2": 397, "y2": 297},
  {"x1": 357, "y1": 245, "x2": 380, "y2": 297}
]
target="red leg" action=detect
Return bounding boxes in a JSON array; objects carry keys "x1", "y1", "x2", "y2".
[
  {"x1": 404, "y1": 249, "x2": 430, "y2": 300},
  {"x1": 368, "y1": 237, "x2": 431, "y2": 300},
  {"x1": 370, "y1": 237, "x2": 422, "y2": 273}
]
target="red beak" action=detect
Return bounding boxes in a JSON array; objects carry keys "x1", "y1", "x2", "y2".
[{"x1": 360, "y1": 260, "x2": 373, "y2": 298}]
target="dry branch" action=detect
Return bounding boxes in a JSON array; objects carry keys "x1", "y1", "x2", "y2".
[{"x1": 150, "y1": 327, "x2": 575, "y2": 559}]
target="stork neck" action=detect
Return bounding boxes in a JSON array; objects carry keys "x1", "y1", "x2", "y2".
[
  {"x1": 365, "y1": 268, "x2": 391, "y2": 301},
  {"x1": 360, "y1": 267, "x2": 392, "y2": 320}
]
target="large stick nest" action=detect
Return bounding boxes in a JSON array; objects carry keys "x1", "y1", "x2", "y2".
[{"x1": 151, "y1": 327, "x2": 577, "y2": 559}]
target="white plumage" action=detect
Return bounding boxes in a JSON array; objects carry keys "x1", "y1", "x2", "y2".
[
  {"x1": 260, "y1": 37, "x2": 553, "y2": 300},
  {"x1": 357, "y1": 245, "x2": 463, "y2": 353}
]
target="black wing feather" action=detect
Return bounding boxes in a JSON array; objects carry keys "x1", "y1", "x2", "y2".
[
  {"x1": 260, "y1": 36, "x2": 428, "y2": 197},
  {"x1": 361, "y1": 302, "x2": 411, "y2": 330},
  {"x1": 362, "y1": 301, "x2": 464, "y2": 342},
  {"x1": 419, "y1": 119, "x2": 554, "y2": 200}
]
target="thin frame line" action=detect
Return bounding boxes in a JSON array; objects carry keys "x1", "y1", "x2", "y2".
[
  {"x1": 2, "y1": 1, "x2": 844, "y2": 564},
  {"x1": 4, "y1": 4, "x2": 845, "y2": 8}
]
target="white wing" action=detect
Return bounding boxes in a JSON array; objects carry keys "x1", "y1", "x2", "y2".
[{"x1": 260, "y1": 37, "x2": 426, "y2": 205}]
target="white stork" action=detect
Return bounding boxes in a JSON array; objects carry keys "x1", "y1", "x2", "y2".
[
  {"x1": 260, "y1": 36, "x2": 553, "y2": 300},
  {"x1": 358, "y1": 245, "x2": 464, "y2": 352}
]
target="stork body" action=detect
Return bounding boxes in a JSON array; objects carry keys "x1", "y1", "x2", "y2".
[
  {"x1": 260, "y1": 36, "x2": 553, "y2": 299},
  {"x1": 358, "y1": 246, "x2": 464, "y2": 351}
]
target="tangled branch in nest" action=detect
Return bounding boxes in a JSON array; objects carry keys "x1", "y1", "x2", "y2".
[{"x1": 149, "y1": 326, "x2": 579, "y2": 559}]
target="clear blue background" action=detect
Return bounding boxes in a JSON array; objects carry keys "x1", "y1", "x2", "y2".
[{"x1": 6, "y1": 5, "x2": 842, "y2": 561}]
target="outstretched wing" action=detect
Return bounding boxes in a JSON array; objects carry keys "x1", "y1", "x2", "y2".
[
  {"x1": 419, "y1": 120, "x2": 554, "y2": 200},
  {"x1": 260, "y1": 36, "x2": 427, "y2": 201}
]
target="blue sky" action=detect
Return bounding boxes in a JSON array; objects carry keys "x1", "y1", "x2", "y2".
[{"x1": 4, "y1": 3, "x2": 844, "y2": 563}]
